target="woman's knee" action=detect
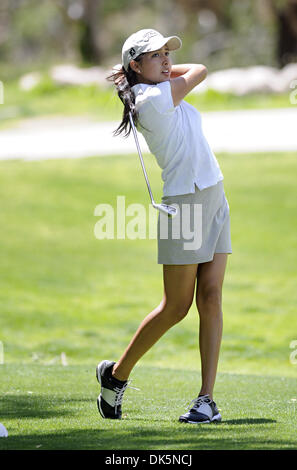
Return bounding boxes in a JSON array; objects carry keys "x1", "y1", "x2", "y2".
[
  {"x1": 161, "y1": 296, "x2": 193, "y2": 324},
  {"x1": 196, "y1": 284, "x2": 222, "y2": 314}
]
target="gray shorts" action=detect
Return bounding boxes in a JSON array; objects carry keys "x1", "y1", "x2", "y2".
[{"x1": 157, "y1": 181, "x2": 232, "y2": 265}]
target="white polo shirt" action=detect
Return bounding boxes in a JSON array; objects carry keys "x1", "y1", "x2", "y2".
[{"x1": 132, "y1": 81, "x2": 223, "y2": 197}]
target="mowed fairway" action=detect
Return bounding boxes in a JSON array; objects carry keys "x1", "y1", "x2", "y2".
[{"x1": 0, "y1": 151, "x2": 296, "y2": 450}]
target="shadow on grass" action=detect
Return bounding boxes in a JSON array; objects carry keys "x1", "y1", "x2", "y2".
[
  {"x1": 0, "y1": 393, "x2": 276, "y2": 426},
  {"x1": 126, "y1": 416, "x2": 277, "y2": 426},
  {"x1": 0, "y1": 393, "x2": 283, "y2": 451},
  {"x1": 0, "y1": 426, "x2": 294, "y2": 451},
  {"x1": 221, "y1": 418, "x2": 276, "y2": 425},
  {"x1": 0, "y1": 365, "x2": 296, "y2": 450},
  {"x1": 0, "y1": 394, "x2": 92, "y2": 419}
]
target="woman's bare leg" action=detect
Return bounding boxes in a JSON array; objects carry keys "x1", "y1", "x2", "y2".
[
  {"x1": 112, "y1": 264, "x2": 199, "y2": 381},
  {"x1": 196, "y1": 253, "x2": 228, "y2": 400}
]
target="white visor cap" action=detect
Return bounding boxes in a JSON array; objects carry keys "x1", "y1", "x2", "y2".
[{"x1": 122, "y1": 29, "x2": 182, "y2": 71}]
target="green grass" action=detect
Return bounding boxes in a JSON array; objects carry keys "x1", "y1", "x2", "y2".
[
  {"x1": 0, "y1": 151, "x2": 297, "y2": 449},
  {"x1": 0, "y1": 74, "x2": 292, "y2": 129},
  {"x1": 1, "y1": 365, "x2": 296, "y2": 450}
]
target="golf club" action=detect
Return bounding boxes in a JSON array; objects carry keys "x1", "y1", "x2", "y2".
[{"x1": 129, "y1": 111, "x2": 177, "y2": 217}]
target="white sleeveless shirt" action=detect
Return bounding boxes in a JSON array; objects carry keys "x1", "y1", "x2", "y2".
[{"x1": 132, "y1": 81, "x2": 223, "y2": 197}]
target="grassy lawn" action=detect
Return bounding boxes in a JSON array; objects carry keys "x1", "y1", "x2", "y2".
[
  {"x1": 1, "y1": 365, "x2": 296, "y2": 450},
  {"x1": 0, "y1": 151, "x2": 296, "y2": 449}
]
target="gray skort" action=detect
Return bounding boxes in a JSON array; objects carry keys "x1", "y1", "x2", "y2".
[{"x1": 157, "y1": 180, "x2": 232, "y2": 265}]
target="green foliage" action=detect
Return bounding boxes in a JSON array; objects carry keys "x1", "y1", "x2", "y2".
[
  {"x1": 0, "y1": 0, "x2": 283, "y2": 70},
  {"x1": 28, "y1": 75, "x2": 59, "y2": 96},
  {"x1": 0, "y1": 77, "x2": 291, "y2": 130}
]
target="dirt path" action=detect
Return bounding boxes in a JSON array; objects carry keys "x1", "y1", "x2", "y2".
[{"x1": 0, "y1": 108, "x2": 296, "y2": 161}]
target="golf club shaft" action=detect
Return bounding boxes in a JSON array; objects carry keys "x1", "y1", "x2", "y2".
[{"x1": 129, "y1": 111, "x2": 155, "y2": 205}]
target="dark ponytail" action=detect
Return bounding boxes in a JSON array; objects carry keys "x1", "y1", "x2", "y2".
[{"x1": 107, "y1": 55, "x2": 144, "y2": 138}]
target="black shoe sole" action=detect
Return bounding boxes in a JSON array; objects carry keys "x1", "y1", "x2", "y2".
[{"x1": 179, "y1": 413, "x2": 222, "y2": 424}]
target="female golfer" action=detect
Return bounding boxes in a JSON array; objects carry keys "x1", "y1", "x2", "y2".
[{"x1": 96, "y1": 29, "x2": 232, "y2": 424}]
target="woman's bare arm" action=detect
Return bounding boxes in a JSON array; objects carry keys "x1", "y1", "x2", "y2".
[{"x1": 170, "y1": 64, "x2": 207, "y2": 106}]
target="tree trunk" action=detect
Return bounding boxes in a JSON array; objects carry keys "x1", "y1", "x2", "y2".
[
  {"x1": 277, "y1": 2, "x2": 297, "y2": 66},
  {"x1": 265, "y1": 0, "x2": 297, "y2": 67},
  {"x1": 79, "y1": 0, "x2": 102, "y2": 64}
]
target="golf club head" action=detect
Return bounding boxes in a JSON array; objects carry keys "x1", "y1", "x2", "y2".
[{"x1": 154, "y1": 203, "x2": 177, "y2": 217}]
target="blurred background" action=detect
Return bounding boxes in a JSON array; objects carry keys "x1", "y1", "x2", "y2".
[
  {"x1": 0, "y1": 1, "x2": 297, "y2": 450},
  {"x1": 1, "y1": 0, "x2": 297, "y2": 72},
  {"x1": 0, "y1": 0, "x2": 297, "y2": 130}
]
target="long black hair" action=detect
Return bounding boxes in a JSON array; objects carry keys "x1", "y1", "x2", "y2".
[{"x1": 106, "y1": 54, "x2": 145, "y2": 138}]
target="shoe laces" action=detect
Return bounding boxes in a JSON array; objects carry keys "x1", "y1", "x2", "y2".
[
  {"x1": 186, "y1": 395, "x2": 211, "y2": 411},
  {"x1": 114, "y1": 380, "x2": 140, "y2": 413}
]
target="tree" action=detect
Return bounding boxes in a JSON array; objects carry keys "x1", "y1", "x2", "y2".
[
  {"x1": 79, "y1": 0, "x2": 102, "y2": 63},
  {"x1": 265, "y1": 0, "x2": 297, "y2": 66},
  {"x1": 54, "y1": 0, "x2": 102, "y2": 64}
]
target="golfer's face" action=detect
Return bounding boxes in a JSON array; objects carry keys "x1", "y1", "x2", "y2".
[{"x1": 134, "y1": 46, "x2": 172, "y2": 85}]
